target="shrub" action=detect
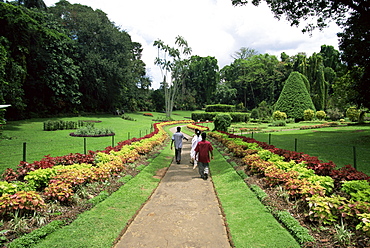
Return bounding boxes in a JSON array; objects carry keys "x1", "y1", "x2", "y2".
[
  {"x1": 272, "y1": 111, "x2": 287, "y2": 121},
  {"x1": 316, "y1": 110, "x2": 326, "y2": 120},
  {"x1": 121, "y1": 114, "x2": 136, "y2": 121},
  {"x1": 229, "y1": 112, "x2": 250, "y2": 122},
  {"x1": 341, "y1": 180, "x2": 370, "y2": 202},
  {"x1": 274, "y1": 211, "x2": 315, "y2": 244},
  {"x1": 70, "y1": 126, "x2": 114, "y2": 137},
  {"x1": 304, "y1": 109, "x2": 315, "y2": 121},
  {"x1": 250, "y1": 108, "x2": 259, "y2": 119},
  {"x1": 306, "y1": 194, "x2": 346, "y2": 224},
  {"x1": 346, "y1": 107, "x2": 360, "y2": 122},
  {"x1": 205, "y1": 104, "x2": 235, "y2": 112},
  {"x1": 7, "y1": 220, "x2": 64, "y2": 248},
  {"x1": 213, "y1": 113, "x2": 232, "y2": 132},
  {"x1": 274, "y1": 72, "x2": 316, "y2": 120},
  {"x1": 270, "y1": 120, "x2": 286, "y2": 126}
]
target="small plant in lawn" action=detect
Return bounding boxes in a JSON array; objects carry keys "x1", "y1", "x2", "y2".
[{"x1": 121, "y1": 114, "x2": 136, "y2": 121}]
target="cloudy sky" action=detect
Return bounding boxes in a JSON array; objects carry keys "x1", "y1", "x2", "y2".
[{"x1": 44, "y1": 0, "x2": 342, "y2": 89}]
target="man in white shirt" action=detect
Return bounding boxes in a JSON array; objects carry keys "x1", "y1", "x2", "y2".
[{"x1": 171, "y1": 126, "x2": 188, "y2": 164}]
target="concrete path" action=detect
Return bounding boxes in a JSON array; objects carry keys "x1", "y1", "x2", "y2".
[{"x1": 114, "y1": 127, "x2": 231, "y2": 248}]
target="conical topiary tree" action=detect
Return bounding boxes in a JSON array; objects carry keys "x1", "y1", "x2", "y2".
[{"x1": 274, "y1": 71, "x2": 316, "y2": 121}]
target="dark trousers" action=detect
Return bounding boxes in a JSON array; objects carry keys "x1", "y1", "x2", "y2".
[
  {"x1": 198, "y1": 162, "x2": 209, "y2": 178},
  {"x1": 175, "y1": 148, "x2": 182, "y2": 162}
]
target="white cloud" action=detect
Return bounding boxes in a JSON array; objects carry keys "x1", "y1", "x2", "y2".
[{"x1": 44, "y1": 0, "x2": 342, "y2": 89}]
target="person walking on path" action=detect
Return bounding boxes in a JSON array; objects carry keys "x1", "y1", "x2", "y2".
[
  {"x1": 190, "y1": 129, "x2": 202, "y2": 169},
  {"x1": 171, "y1": 126, "x2": 188, "y2": 164},
  {"x1": 195, "y1": 132, "x2": 213, "y2": 180}
]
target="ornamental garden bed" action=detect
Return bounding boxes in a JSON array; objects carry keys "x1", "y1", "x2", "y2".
[
  {"x1": 208, "y1": 130, "x2": 370, "y2": 247},
  {"x1": 0, "y1": 120, "x2": 192, "y2": 247}
]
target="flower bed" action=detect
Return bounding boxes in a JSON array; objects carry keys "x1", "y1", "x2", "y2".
[
  {"x1": 186, "y1": 122, "x2": 210, "y2": 131},
  {"x1": 208, "y1": 130, "x2": 370, "y2": 240},
  {"x1": 1, "y1": 120, "x2": 193, "y2": 213}
]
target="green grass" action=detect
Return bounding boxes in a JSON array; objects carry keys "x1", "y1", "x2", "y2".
[
  {"x1": 0, "y1": 111, "x2": 192, "y2": 174},
  {"x1": 243, "y1": 125, "x2": 370, "y2": 175},
  {"x1": 210, "y1": 144, "x2": 300, "y2": 247},
  {"x1": 33, "y1": 141, "x2": 173, "y2": 248}
]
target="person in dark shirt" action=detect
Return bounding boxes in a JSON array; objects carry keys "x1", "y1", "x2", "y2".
[{"x1": 194, "y1": 132, "x2": 213, "y2": 180}]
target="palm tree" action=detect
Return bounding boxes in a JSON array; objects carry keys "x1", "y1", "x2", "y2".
[{"x1": 18, "y1": 0, "x2": 46, "y2": 9}]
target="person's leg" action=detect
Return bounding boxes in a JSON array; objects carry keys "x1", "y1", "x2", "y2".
[
  {"x1": 177, "y1": 148, "x2": 182, "y2": 163},
  {"x1": 192, "y1": 158, "x2": 198, "y2": 170},
  {"x1": 203, "y1": 163, "x2": 209, "y2": 180},
  {"x1": 175, "y1": 148, "x2": 179, "y2": 162},
  {"x1": 198, "y1": 162, "x2": 205, "y2": 179}
]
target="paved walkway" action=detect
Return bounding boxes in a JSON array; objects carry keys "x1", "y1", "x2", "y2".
[{"x1": 114, "y1": 127, "x2": 231, "y2": 248}]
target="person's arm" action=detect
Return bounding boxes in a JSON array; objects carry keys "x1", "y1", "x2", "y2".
[
  {"x1": 209, "y1": 150, "x2": 214, "y2": 160},
  {"x1": 171, "y1": 140, "x2": 174, "y2": 150}
]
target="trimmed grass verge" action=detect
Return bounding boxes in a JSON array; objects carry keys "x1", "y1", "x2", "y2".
[
  {"x1": 29, "y1": 143, "x2": 173, "y2": 248},
  {"x1": 211, "y1": 145, "x2": 301, "y2": 248}
]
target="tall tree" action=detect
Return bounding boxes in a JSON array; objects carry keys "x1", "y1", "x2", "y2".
[
  {"x1": 222, "y1": 54, "x2": 285, "y2": 110},
  {"x1": 154, "y1": 36, "x2": 192, "y2": 118},
  {"x1": 231, "y1": 47, "x2": 259, "y2": 60},
  {"x1": 182, "y1": 56, "x2": 219, "y2": 108},
  {"x1": 0, "y1": 2, "x2": 81, "y2": 119},
  {"x1": 49, "y1": 1, "x2": 146, "y2": 112},
  {"x1": 231, "y1": 0, "x2": 370, "y2": 108},
  {"x1": 18, "y1": 0, "x2": 46, "y2": 9}
]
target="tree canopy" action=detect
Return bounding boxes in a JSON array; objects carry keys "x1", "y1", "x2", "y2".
[{"x1": 231, "y1": 0, "x2": 370, "y2": 108}]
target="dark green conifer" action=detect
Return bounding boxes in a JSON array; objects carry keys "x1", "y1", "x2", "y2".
[{"x1": 274, "y1": 71, "x2": 316, "y2": 121}]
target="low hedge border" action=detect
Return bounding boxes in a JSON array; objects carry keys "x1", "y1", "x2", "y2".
[{"x1": 7, "y1": 220, "x2": 65, "y2": 248}]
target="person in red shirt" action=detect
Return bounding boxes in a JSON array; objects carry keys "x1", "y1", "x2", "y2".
[{"x1": 194, "y1": 132, "x2": 214, "y2": 180}]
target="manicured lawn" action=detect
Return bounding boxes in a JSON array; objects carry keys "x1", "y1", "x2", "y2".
[
  {"x1": 0, "y1": 111, "x2": 192, "y2": 174},
  {"x1": 200, "y1": 121, "x2": 370, "y2": 175},
  {"x1": 246, "y1": 126, "x2": 370, "y2": 175}
]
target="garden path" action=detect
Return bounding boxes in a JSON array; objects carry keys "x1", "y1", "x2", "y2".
[{"x1": 114, "y1": 127, "x2": 231, "y2": 248}]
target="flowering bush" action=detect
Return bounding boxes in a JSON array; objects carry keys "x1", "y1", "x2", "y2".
[{"x1": 143, "y1": 113, "x2": 153, "y2": 117}]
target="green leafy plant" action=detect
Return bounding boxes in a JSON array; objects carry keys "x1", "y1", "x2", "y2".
[
  {"x1": 316, "y1": 110, "x2": 326, "y2": 120},
  {"x1": 71, "y1": 126, "x2": 114, "y2": 137},
  {"x1": 24, "y1": 168, "x2": 57, "y2": 190},
  {"x1": 356, "y1": 213, "x2": 370, "y2": 234},
  {"x1": 346, "y1": 107, "x2": 360, "y2": 122},
  {"x1": 0, "y1": 191, "x2": 45, "y2": 216},
  {"x1": 272, "y1": 110, "x2": 287, "y2": 120},
  {"x1": 306, "y1": 194, "x2": 346, "y2": 224},
  {"x1": 274, "y1": 211, "x2": 315, "y2": 244},
  {"x1": 0, "y1": 181, "x2": 18, "y2": 196},
  {"x1": 304, "y1": 109, "x2": 315, "y2": 121},
  {"x1": 213, "y1": 113, "x2": 232, "y2": 132},
  {"x1": 341, "y1": 180, "x2": 370, "y2": 202},
  {"x1": 334, "y1": 220, "x2": 354, "y2": 246}
]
